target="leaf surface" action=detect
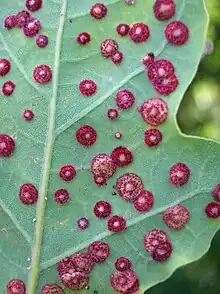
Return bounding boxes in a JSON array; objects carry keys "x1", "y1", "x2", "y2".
[{"x1": 0, "y1": 0, "x2": 219, "y2": 293}]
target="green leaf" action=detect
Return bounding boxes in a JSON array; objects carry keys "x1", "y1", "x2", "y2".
[{"x1": 0, "y1": 0, "x2": 219, "y2": 293}]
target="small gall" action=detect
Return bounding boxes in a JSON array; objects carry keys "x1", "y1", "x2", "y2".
[
  {"x1": 15, "y1": 10, "x2": 30, "y2": 28},
  {"x1": 100, "y1": 39, "x2": 119, "y2": 58},
  {"x1": 79, "y1": 79, "x2": 97, "y2": 96},
  {"x1": 33, "y1": 64, "x2": 52, "y2": 84},
  {"x1": 116, "y1": 173, "x2": 143, "y2": 202},
  {"x1": 0, "y1": 134, "x2": 15, "y2": 157},
  {"x1": 90, "y1": 3, "x2": 107, "y2": 19},
  {"x1": 153, "y1": 0, "x2": 176, "y2": 21},
  {"x1": 41, "y1": 284, "x2": 64, "y2": 294},
  {"x1": 116, "y1": 89, "x2": 135, "y2": 110},
  {"x1": 212, "y1": 184, "x2": 220, "y2": 202},
  {"x1": 163, "y1": 204, "x2": 190, "y2": 230},
  {"x1": 116, "y1": 24, "x2": 130, "y2": 36},
  {"x1": 111, "y1": 51, "x2": 123, "y2": 65},
  {"x1": 54, "y1": 189, "x2": 70, "y2": 205},
  {"x1": 93, "y1": 174, "x2": 107, "y2": 186},
  {"x1": 36, "y1": 35, "x2": 48, "y2": 48},
  {"x1": 152, "y1": 241, "x2": 173, "y2": 262},
  {"x1": 77, "y1": 217, "x2": 89, "y2": 230},
  {"x1": 88, "y1": 241, "x2": 110, "y2": 263},
  {"x1": 205, "y1": 202, "x2": 220, "y2": 219},
  {"x1": 110, "y1": 270, "x2": 137, "y2": 293},
  {"x1": 2, "y1": 81, "x2": 15, "y2": 96},
  {"x1": 0, "y1": 58, "x2": 11, "y2": 76},
  {"x1": 77, "y1": 32, "x2": 91, "y2": 45},
  {"x1": 19, "y1": 183, "x2": 38, "y2": 205},
  {"x1": 76, "y1": 125, "x2": 97, "y2": 147},
  {"x1": 133, "y1": 190, "x2": 154, "y2": 213},
  {"x1": 169, "y1": 162, "x2": 190, "y2": 186},
  {"x1": 107, "y1": 108, "x2": 119, "y2": 120},
  {"x1": 110, "y1": 146, "x2": 133, "y2": 168},
  {"x1": 57, "y1": 257, "x2": 75, "y2": 276},
  {"x1": 144, "y1": 128, "x2": 163, "y2": 147},
  {"x1": 144, "y1": 229, "x2": 169, "y2": 255},
  {"x1": 60, "y1": 272, "x2": 89, "y2": 290},
  {"x1": 23, "y1": 18, "x2": 41, "y2": 38},
  {"x1": 7, "y1": 279, "x2": 26, "y2": 294},
  {"x1": 165, "y1": 21, "x2": 189, "y2": 45},
  {"x1": 141, "y1": 98, "x2": 168, "y2": 126},
  {"x1": 4, "y1": 15, "x2": 17, "y2": 29},
  {"x1": 93, "y1": 200, "x2": 112, "y2": 218},
  {"x1": 125, "y1": 0, "x2": 135, "y2": 4},
  {"x1": 129, "y1": 23, "x2": 150, "y2": 43},
  {"x1": 22, "y1": 109, "x2": 35, "y2": 121},
  {"x1": 108, "y1": 215, "x2": 126, "y2": 233},
  {"x1": 71, "y1": 252, "x2": 94, "y2": 274},
  {"x1": 142, "y1": 53, "x2": 155, "y2": 67},
  {"x1": 114, "y1": 257, "x2": 132, "y2": 272},
  {"x1": 147, "y1": 59, "x2": 175, "y2": 82},
  {"x1": 26, "y1": 0, "x2": 42, "y2": 12},
  {"x1": 91, "y1": 153, "x2": 116, "y2": 179},
  {"x1": 115, "y1": 132, "x2": 122, "y2": 139},
  {"x1": 59, "y1": 165, "x2": 76, "y2": 182},
  {"x1": 154, "y1": 75, "x2": 179, "y2": 95}
]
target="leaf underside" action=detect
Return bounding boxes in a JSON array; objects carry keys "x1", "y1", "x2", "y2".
[{"x1": 0, "y1": 0, "x2": 219, "y2": 293}]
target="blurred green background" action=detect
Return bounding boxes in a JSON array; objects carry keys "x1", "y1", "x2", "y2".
[{"x1": 146, "y1": 1, "x2": 220, "y2": 293}]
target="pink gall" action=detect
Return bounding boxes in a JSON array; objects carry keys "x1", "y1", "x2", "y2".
[
  {"x1": 163, "y1": 204, "x2": 190, "y2": 230},
  {"x1": 108, "y1": 215, "x2": 126, "y2": 233},
  {"x1": 91, "y1": 153, "x2": 116, "y2": 178},
  {"x1": 4, "y1": 15, "x2": 17, "y2": 29},
  {"x1": 141, "y1": 98, "x2": 168, "y2": 126},
  {"x1": 15, "y1": 10, "x2": 30, "y2": 28},
  {"x1": 36, "y1": 35, "x2": 48, "y2": 48},
  {"x1": 134, "y1": 189, "x2": 154, "y2": 213},
  {"x1": 93, "y1": 174, "x2": 107, "y2": 186},
  {"x1": 54, "y1": 189, "x2": 70, "y2": 205},
  {"x1": 212, "y1": 184, "x2": 220, "y2": 202},
  {"x1": 153, "y1": 0, "x2": 176, "y2": 21},
  {"x1": 115, "y1": 256, "x2": 132, "y2": 272},
  {"x1": 77, "y1": 32, "x2": 91, "y2": 45},
  {"x1": 75, "y1": 125, "x2": 97, "y2": 147},
  {"x1": 0, "y1": 58, "x2": 11, "y2": 77},
  {"x1": 57, "y1": 257, "x2": 75, "y2": 276},
  {"x1": 33, "y1": 65, "x2": 52, "y2": 84},
  {"x1": 205, "y1": 202, "x2": 220, "y2": 219},
  {"x1": 116, "y1": 89, "x2": 135, "y2": 110},
  {"x1": 154, "y1": 75, "x2": 179, "y2": 95},
  {"x1": 142, "y1": 52, "x2": 155, "y2": 67},
  {"x1": 79, "y1": 79, "x2": 97, "y2": 96},
  {"x1": 116, "y1": 23, "x2": 130, "y2": 36},
  {"x1": 110, "y1": 146, "x2": 133, "y2": 168},
  {"x1": 165, "y1": 21, "x2": 189, "y2": 45},
  {"x1": 2, "y1": 81, "x2": 15, "y2": 96},
  {"x1": 93, "y1": 200, "x2": 112, "y2": 218},
  {"x1": 129, "y1": 23, "x2": 150, "y2": 43},
  {"x1": 144, "y1": 229, "x2": 169, "y2": 254},
  {"x1": 26, "y1": 0, "x2": 42, "y2": 12},
  {"x1": 19, "y1": 183, "x2": 38, "y2": 205},
  {"x1": 107, "y1": 108, "x2": 119, "y2": 120},
  {"x1": 7, "y1": 279, "x2": 26, "y2": 294},
  {"x1": 111, "y1": 51, "x2": 123, "y2": 65},
  {"x1": 169, "y1": 162, "x2": 190, "y2": 186},
  {"x1": 41, "y1": 284, "x2": 64, "y2": 294},
  {"x1": 77, "y1": 217, "x2": 89, "y2": 230},
  {"x1": 144, "y1": 128, "x2": 163, "y2": 147},
  {"x1": 22, "y1": 109, "x2": 35, "y2": 121},
  {"x1": 147, "y1": 59, "x2": 175, "y2": 82},
  {"x1": 100, "y1": 39, "x2": 119, "y2": 58},
  {"x1": 60, "y1": 272, "x2": 89, "y2": 290},
  {"x1": 90, "y1": 3, "x2": 107, "y2": 19},
  {"x1": 110, "y1": 270, "x2": 137, "y2": 293},
  {"x1": 0, "y1": 134, "x2": 15, "y2": 157},
  {"x1": 23, "y1": 18, "x2": 41, "y2": 38},
  {"x1": 152, "y1": 241, "x2": 173, "y2": 262},
  {"x1": 88, "y1": 241, "x2": 110, "y2": 263},
  {"x1": 71, "y1": 252, "x2": 94, "y2": 274},
  {"x1": 59, "y1": 165, "x2": 76, "y2": 182},
  {"x1": 116, "y1": 173, "x2": 143, "y2": 202}
]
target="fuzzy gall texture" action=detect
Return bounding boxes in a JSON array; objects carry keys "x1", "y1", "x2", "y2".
[
  {"x1": 154, "y1": 74, "x2": 179, "y2": 95},
  {"x1": 57, "y1": 257, "x2": 75, "y2": 276},
  {"x1": 110, "y1": 270, "x2": 137, "y2": 293},
  {"x1": 111, "y1": 51, "x2": 124, "y2": 65},
  {"x1": 0, "y1": 134, "x2": 15, "y2": 157},
  {"x1": 26, "y1": 0, "x2": 42, "y2": 12},
  {"x1": 2, "y1": 81, "x2": 15, "y2": 96},
  {"x1": 108, "y1": 215, "x2": 126, "y2": 233},
  {"x1": 116, "y1": 173, "x2": 143, "y2": 202},
  {"x1": 23, "y1": 18, "x2": 41, "y2": 37},
  {"x1": 212, "y1": 184, "x2": 220, "y2": 202},
  {"x1": 153, "y1": 0, "x2": 176, "y2": 21},
  {"x1": 54, "y1": 189, "x2": 70, "y2": 205},
  {"x1": 4, "y1": 15, "x2": 17, "y2": 29},
  {"x1": 205, "y1": 202, "x2": 220, "y2": 219},
  {"x1": 116, "y1": 23, "x2": 130, "y2": 36},
  {"x1": 19, "y1": 183, "x2": 38, "y2": 205},
  {"x1": 7, "y1": 279, "x2": 26, "y2": 294},
  {"x1": 41, "y1": 284, "x2": 64, "y2": 294},
  {"x1": 169, "y1": 162, "x2": 190, "y2": 186},
  {"x1": 100, "y1": 39, "x2": 119, "y2": 58},
  {"x1": 165, "y1": 20, "x2": 189, "y2": 45},
  {"x1": 144, "y1": 229, "x2": 169, "y2": 255},
  {"x1": 36, "y1": 35, "x2": 48, "y2": 48},
  {"x1": 141, "y1": 98, "x2": 168, "y2": 126},
  {"x1": 129, "y1": 23, "x2": 150, "y2": 43},
  {"x1": 91, "y1": 153, "x2": 116, "y2": 178},
  {"x1": 79, "y1": 79, "x2": 97, "y2": 96},
  {"x1": 22, "y1": 109, "x2": 35, "y2": 121},
  {"x1": 77, "y1": 32, "x2": 91, "y2": 45},
  {"x1": 93, "y1": 200, "x2": 112, "y2": 218},
  {"x1": 147, "y1": 59, "x2": 175, "y2": 82},
  {"x1": 88, "y1": 241, "x2": 110, "y2": 263},
  {"x1": 110, "y1": 146, "x2": 133, "y2": 167},
  {"x1": 59, "y1": 165, "x2": 76, "y2": 182},
  {"x1": 77, "y1": 217, "x2": 89, "y2": 230},
  {"x1": 60, "y1": 272, "x2": 89, "y2": 290},
  {"x1": 0, "y1": 59, "x2": 11, "y2": 77},
  {"x1": 90, "y1": 3, "x2": 107, "y2": 19},
  {"x1": 115, "y1": 257, "x2": 132, "y2": 272},
  {"x1": 144, "y1": 128, "x2": 163, "y2": 147},
  {"x1": 33, "y1": 64, "x2": 52, "y2": 84},
  {"x1": 15, "y1": 10, "x2": 30, "y2": 28},
  {"x1": 75, "y1": 125, "x2": 97, "y2": 146},
  {"x1": 93, "y1": 174, "x2": 107, "y2": 186},
  {"x1": 152, "y1": 241, "x2": 173, "y2": 262},
  {"x1": 134, "y1": 189, "x2": 154, "y2": 213},
  {"x1": 163, "y1": 204, "x2": 190, "y2": 230},
  {"x1": 142, "y1": 53, "x2": 155, "y2": 67},
  {"x1": 124, "y1": 279, "x2": 140, "y2": 294},
  {"x1": 116, "y1": 89, "x2": 135, "y2": 110},
  {"x1": 107, "y1": 108, "x2": 119, "y2": 120},
  {"x1": 71, "y1": 252, "x2": 94, "y2": 274}
]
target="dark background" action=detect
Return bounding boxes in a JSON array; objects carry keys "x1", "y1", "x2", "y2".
[{"x1": 146, "y1": 1, "x2": 220, "y2": 293}]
